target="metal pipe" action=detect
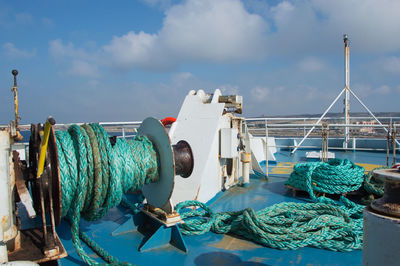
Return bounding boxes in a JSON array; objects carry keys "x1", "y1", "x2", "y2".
[
  {"x1": 241, "y1": 152, "x2": 251, "y2": 186},
  {"x1": 344, "y1": 34, "x2": 350, "y2": 148},
  {"x1": 250, "y1": 123, "x2": 399, "y2": 128},
  {"x1": 265, "y1": 120, "x2": 269, "y2": 178}
]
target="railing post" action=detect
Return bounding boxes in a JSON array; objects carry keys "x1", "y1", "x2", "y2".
[{"x1": 265, "y1": 119, "x2": 269, "y2": 178}]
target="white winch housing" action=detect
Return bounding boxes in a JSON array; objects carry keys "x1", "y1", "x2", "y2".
[{"x1": 169, "y1": 89, "x2": 255, "y2": 204}]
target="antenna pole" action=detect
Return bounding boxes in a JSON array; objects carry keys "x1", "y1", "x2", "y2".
[{"x1": 344, "y1": 34, "x2": 350, "y2": 149}]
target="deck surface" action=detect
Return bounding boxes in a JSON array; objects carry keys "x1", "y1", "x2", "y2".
[{"x1": 57, "y1": 149, "x2": 390, "y2": 265}]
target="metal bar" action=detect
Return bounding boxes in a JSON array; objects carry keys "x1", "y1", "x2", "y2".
[
  {"x1": 265, "y1": 120, "x2": 269, "y2": 178},
  {"x1": 275, "y1": 145, "x2": 387, "y2": 152},
  {"x1": 348, "y1": 88, "x2": 400, "y2": 146},
  {"x1": 37, "y1": 117, "x2": 55, "y2": 178},
  {"x1": 245, "y1": 116, "x2": 400, "y2": 121},
  {"x1": 250, "y1": 123, "x2": 397, "y2": 128},
  {"x1": 291, "y1": 88, "x2": 346, "y2": 154},
  {"x1": 344, "y1": 34, "x2": 350, "y2": 149}
]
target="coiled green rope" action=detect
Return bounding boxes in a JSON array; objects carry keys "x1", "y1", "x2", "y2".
[
  {"x1": 176, "y1": 158, "x2": 367, "y2": 252},
  {"x1": 55, "y1": 123, "x2": 159, "y2": 265},
  {"x1": 176, "y1": 197, "x2": 363, "y2": 252},
  {"x1": 285, "y1": 159, "x2": 365, "y2": 199}
]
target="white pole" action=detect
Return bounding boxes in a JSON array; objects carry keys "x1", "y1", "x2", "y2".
[
  {"x1": 344, "y1": 34, "x2": 350, "y2": 149},
  {"x1": 265, "y1": 119, "x2": 269, "y2": 178}
]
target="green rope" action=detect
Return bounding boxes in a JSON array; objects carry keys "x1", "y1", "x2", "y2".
[
  {"x1": 176, "y1": 158, "x2": 368, "y2": 252},
  {"x1": 363, "y1": 167, "x2": 386, "y2": 197},
  {"x1": 55, "y1": 123, "x2": 159, "y2": 265},
  {"x1": 361, "y1": 166, "x2": 387, "y2": 204},
  {"x1": 176, "y1": 198, "x2": 363, "y2": 252},
  {"x1": 285, "y1": 159, "x2": 365, "y2": 199}
]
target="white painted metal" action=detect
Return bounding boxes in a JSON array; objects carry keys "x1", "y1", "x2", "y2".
[
  {"x1": 0, "y1": 130, "x2": 12, "y2": 262},
  {"x1": 169, "y1": 90, "x2": 225, "y2": 204},
  {"x1": 211, "y1": 89, "x2": 222, "y2": 104},
  {"x1": 0, "y1": 226, "x2": 6, "y2": 263},
  {"x1": 240, "y1": 152, "x2": 251, "y2": 185},
  {"x1": 306, "y1": 151, "x2": 335, "y2": 160},
  {"x1": 252, "y1": 137, "x2": 276, "y2": 161},
  {"x1": 363, "y1": 209, "x2": 400, "y2": 266},
  {"x1": 344, "y1": 34, "x2": 350, "y2": 149},
  {"x1": 220, "y1": 128, "x2": 238, "y2": 158}
]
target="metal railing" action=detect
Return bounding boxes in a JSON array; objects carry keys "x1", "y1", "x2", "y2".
[{"x1": 246, "y1": 116, "x2": 400, "y2": 154}]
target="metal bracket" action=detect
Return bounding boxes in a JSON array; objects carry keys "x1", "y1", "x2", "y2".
[{"x1": 112, "y1": 205, "x2": 188, "y2": 253}]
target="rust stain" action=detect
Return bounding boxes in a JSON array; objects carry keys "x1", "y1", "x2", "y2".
[
  {"x1": 249, "y1": 257, "x2": 269, "y2": 263},
  {"x1": 1, "y1": 215, "x2": 9, "y2": 226},
  {"x1": 194, "y1": 186, "x2": 201, "y2": 201},
  {"x1": 210, "y1": 235, "x2": 260, "y2": 251},
  {"x1": 296, "y1": 254, "x2": 302, "y2": 264}
]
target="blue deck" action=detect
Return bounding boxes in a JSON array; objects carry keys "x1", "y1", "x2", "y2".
[{"x1": 57, "y1": 149, "x2": 392, "y2": 266}]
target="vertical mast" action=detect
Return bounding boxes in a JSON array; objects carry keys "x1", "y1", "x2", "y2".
[{"x1": 344, "y1": 34, "x2": 350, "y2": 149}]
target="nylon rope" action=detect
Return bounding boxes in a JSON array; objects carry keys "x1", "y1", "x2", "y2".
[
  {"x1": 175, "y1": 159, "x2": 374, "y2": 252},
  {"x1": 176, "y1": 197, "x2": 363, "y2": 252},
  {"x1": 55, "y1": 123, "x2": 159, "y2": 265},
  {"x1": 285, "y1": 158, "x2": 365, "y2": 199}
]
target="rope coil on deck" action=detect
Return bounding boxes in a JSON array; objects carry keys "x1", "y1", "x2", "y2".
[
  {"x1": 176, "y1": 198, "x2": 363, "y2": 252},
  {"x1": 285, "y1": 159, "x2": 365, "y2": 199},
  {"x1": 176, "y1": 158, "x2": 371, "y2": 252},
  {"x1": 55, "y1": 123, "x2": 159, "y2": 265}
]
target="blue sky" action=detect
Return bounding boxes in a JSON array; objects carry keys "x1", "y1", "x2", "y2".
[{"x1": 1, "y1": 0, "x2": 399, "y2": 124}]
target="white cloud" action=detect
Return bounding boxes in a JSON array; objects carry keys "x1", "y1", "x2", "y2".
[
  {"x1": 219, "y1": 84, "x2": 240, "y2": 95},
  {"x1": 67, "y1": 60, "x2": 99, "y2": 78},
  {"x1": 49, "y1": 39, "x2": 88, "y2": 59},
  {"x1": 49, "y1": 39, "x2": 99, "y2": 78},
  {"x1": 2, "y1": 42, "x2": 36, "y2": 58},
  {"x1": 103, "y1": 0, "x2": 269, "y2": 71},
  {"x1": 251, "y1": 86, "x2": 270, "y2": 102},
  {"x1": 103, "y1": 31, "x2": 166, "y2": 70},
  {"x1": 171, "y1": 72, "x2": 196, "y2": 85},
  {"x1": 250, "y1": 86, "x2": 286, "y2": 103},
  {"x1": 353, "y1": 83, "x2": 392, "y2": 97},
  {"x1": 382, "y1": 56, "x2": 400, "y2": 73},
  {"x1": 49, "y1": 0, "x2": 400, "y2": 74},
  {"x1": 375, "y1": 85, "x2": 391, "y2": 95},
  {"x1": 268, "y1": 0, "x2": 400, "y2": 55},
  {"x1": 298, "y1": 57, "x2": 326, "y2": 72}
]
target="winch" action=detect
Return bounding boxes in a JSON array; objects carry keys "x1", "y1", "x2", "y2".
[{"x1": 0, "y1": 70, "x2": 262, "y2": 264}]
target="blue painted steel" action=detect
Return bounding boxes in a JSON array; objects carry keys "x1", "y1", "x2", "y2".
[
  {"x1": 138, "y1": 223, "x2": 187, "y2": 253},
  {"x1": 110, "y1": 209, "x2": 188, "y2": 253},
  {"x1": 111, "y1": 216, "x2": 135, "y2": 237}
]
